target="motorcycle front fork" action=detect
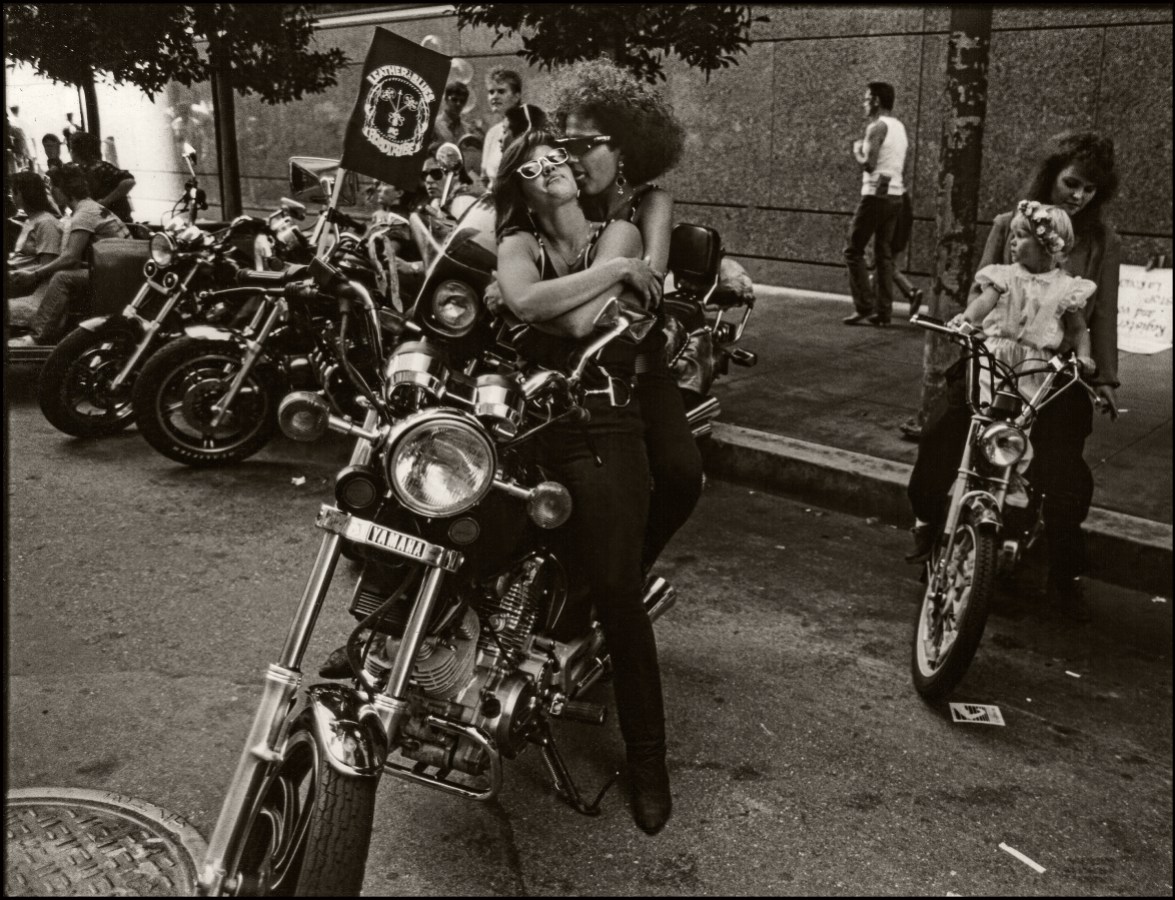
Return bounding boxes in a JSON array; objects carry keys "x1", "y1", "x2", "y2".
[
  {"x1": 199, "y1": 415, "x2": 444, "y2": 895},
  {"x1": 109, "y1": 266, "x2": 200, "y2": 391},
  {"x1": 209, "y1": 301, "x2": 285, "y2": 428},
  {"x1": 931, "y1": 422, "x2": 1010, "y2": 597}
]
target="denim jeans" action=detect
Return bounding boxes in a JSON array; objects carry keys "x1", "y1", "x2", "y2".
[
  {"x1": 30, "y1": 268, "x2": 91, "y2": 343},
  {"x1": 844, "y1": 194, "x2": 904, "y2": 319}
]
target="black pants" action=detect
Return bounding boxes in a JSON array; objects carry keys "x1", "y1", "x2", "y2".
[
  {"x1": 538, "y1": 395, "x2": 665, "y2": 751},
  {"x1": 637, "y1": 358, "x2": 704, "y2": 571},
  {"x1": 844, "y1": 195, "x2": 904, "y2": 319},
  {"x1": 907, "y1": 384, "x2": 1095, "y2": 580}
]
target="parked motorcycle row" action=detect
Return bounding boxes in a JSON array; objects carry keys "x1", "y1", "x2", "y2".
[{"x1": 11, "y1": 144, "x2": 760, "y2": 895}]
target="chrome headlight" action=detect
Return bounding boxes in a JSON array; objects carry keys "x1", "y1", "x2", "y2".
[
  {"x1": 150, "y1": 233, "x2": 177, "y2": 267},
  {"x1": 385, "y1": 410, "x2": 496, "y2": 518},
  {"x1": 429, "y1": 280, "x2": 479, "y2": 336},
  {"x1": 979, "y1": 422, "x2": 1027, "y2": 467}
]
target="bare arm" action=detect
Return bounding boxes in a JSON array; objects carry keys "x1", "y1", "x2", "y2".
[
  {"x1": 853, "y1": 119, "x2": 887, "y2": 172},
  {"x1": 633, "y1": 188, "x2": 674, "y2": 275},
  {"x1": 17, "y1": 229, "x2": 90, "y2": 285},
  {"x1": 497, "y1": 221, "x2": 658, "y2": 325},
  {"x1": 958, "y1": 285, "x2": 1000, "y2": 326},
  {"x1": 1062, "y1": 309, "x2": 1093, "y2": 363},
  {"x1": 100, "y1": 176, "x2": 135, "y2": 209}
]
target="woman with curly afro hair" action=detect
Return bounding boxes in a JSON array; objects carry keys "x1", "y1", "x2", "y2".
[{"x1": 546, "y1": 57, "x2": 703, "y2": 591}]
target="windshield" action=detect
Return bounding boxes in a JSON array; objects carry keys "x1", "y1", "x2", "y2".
[{"x1": 438, "y1": 194, "x2": 497, "y2": 271}]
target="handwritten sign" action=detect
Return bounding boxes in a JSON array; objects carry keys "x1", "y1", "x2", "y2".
[{"x1": 1118, "y1": 264, "x2": 1172, "y2": 354}]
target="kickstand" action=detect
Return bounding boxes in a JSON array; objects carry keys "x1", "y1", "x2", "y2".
[{"x1": 531, "y1": 719, "x2": 617, "y2": 816}]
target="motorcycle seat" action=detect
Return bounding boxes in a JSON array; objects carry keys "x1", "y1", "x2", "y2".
[{"x1": 90, "y1": 238, "x2": 151, "y2": 316}]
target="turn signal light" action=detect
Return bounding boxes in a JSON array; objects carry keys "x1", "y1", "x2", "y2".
[
  {"x1": 527, "y1": 481, "x2": 572, "y2": 529},
  {"x1": 278, "y1": 391, "x2": 331, "y2": 442}
]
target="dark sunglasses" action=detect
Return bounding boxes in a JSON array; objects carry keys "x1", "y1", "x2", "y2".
[
  {"x1": 517, "y1": 147, "x2": 570, "y2": 180},
  {"x1": 554, "y1": 134, "x2": 612, "y2": 156},
  {"x1": 423, "y1": 167, "x2": 444, "y2": 180},
  {"x1": 445, "y1": 91, "x2": 467, "y2": 100}
]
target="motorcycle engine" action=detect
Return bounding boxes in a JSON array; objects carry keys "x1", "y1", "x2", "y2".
[{"x1": 382, "y1": 554, "x2": 564, "y2": 774}]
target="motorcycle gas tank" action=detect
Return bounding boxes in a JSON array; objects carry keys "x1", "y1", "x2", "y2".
[{"x1": 408, "y1": 194, "x2": 498, "y2": 365}]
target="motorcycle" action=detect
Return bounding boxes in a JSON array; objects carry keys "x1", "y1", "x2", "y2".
[
  {"x1": 36, "y1": 202, "x2": 310, "y2": 437},
  {"x1": 195, "y1": 197, "x2": 757, "y2": 896},
  {"x1": 196, "y1": 267, "x2": 676, "y2": 899},
  {"x1": 128, "y1": 157, "x2": 401, "y2": 466},
  {"x1": 908, "y1": 314, "x2": 1101, "y2": 700}
]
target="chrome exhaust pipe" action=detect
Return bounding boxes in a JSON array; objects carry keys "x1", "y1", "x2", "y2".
[
  {"x1": 643, "y1": 576, "x2": 677, "y2": 622},
  {"x1": 572, "y1": 577, "x2": 678, "y2": 697},
  {"x1": 685, "y1": 395, "x2": 720, "y2": 427}
]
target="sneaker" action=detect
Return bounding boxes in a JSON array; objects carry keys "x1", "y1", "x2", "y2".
[
  {"x1": 1046, "y1": 575, "x2": 1092, "y2": 623},
  {"x1": 843, "y1": 312, "x2": 871, "y2": 326},
  {"x1": 905, "y1": 523, "x2": 934, "y2": 564}
]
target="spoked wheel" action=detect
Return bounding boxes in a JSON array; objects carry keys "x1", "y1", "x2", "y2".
[
  {"x1": 231, "y1": 720, "x2": 377, "y2": 897},
  {"x1": 132, "y1": 337, "x2": 281, "y2": 466},
  {"x1": 38, "y1": 323, "x2": 141, "y2": 437},
  {"x1": 911, "y1": 509, "x2": 998, "y2": 701}
]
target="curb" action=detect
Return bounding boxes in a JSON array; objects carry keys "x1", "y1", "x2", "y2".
[{"x1": 702, "y1": 421, "x2": 1174, "y2": 598}]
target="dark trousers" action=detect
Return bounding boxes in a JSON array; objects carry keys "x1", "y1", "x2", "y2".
[
  {"x1": 636, "y1": 359, "x2": 704, "y2": 571},
  {"x1": 844, "y1": 195, "x2": 904, "y2": 319},
  {"x1": 538, "y1": 397, "x2": 665, "y2": 752},
  {"x1": 907, "y1": 384, "x2": 1095, "y2": 581}
]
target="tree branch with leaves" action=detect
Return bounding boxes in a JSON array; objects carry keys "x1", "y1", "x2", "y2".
[{"x1": 455, "y1": 3, "x2": 765, "y2": 83}]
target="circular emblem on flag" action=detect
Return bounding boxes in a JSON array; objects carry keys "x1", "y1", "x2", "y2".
[{"x1": 362, "y1": 64, "x2": 435, "y2": 158}]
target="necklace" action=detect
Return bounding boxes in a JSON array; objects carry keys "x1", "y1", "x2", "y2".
[{"x1": 552, "y1": 228, "x2": 591, "y2": 270}]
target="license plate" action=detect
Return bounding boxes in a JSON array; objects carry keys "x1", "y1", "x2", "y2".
[{"x1": 315, "y1": 505, "x2": 462, "y2": 572}]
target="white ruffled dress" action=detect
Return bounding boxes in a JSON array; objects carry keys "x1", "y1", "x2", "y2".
[{"x1": 975, "y1": 263, "x2": 1097, "y2": 403}]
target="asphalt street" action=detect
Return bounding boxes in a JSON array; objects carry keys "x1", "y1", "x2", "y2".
[{"x1": 5, "y1": 367, "x2": 1173, "y2": 897}]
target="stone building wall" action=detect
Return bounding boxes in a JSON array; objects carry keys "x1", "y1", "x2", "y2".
[{"x1": 210, "y1": 4, "x2": 1173, "y2": 293}]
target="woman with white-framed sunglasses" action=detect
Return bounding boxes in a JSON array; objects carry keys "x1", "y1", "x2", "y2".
[{"x1": 492, "y1": 129, "x2": 673, "y2": 836}]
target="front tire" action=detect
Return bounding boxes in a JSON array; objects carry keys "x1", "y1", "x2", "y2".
[
  {"x1": 911, "y1": 508, "x2": 998, "y2": 701},
  {"x1": 132, "y1": 337, "x2": 281, "y2": 467},
  {"x1": 232, "y1": 718, "x2": 377, "y2": 897},
  {"x1": 38, "y1": 322, "x2": 141, "y2": 437}
]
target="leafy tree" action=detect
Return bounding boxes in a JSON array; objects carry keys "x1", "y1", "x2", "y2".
[
  {"x1": 4, "y1": 4, "x2": 347, "y2": 137},
  {"x1": 454, "y1": 3, "x2": 765, "y2": 83}
]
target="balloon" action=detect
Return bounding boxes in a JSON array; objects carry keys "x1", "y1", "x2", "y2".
[
  {"x1": 421, "y1": 34, "x2": 443, "y2": 53},
  {"x1": 450, "y1": 58, "x2": 474, "y2": 85}
]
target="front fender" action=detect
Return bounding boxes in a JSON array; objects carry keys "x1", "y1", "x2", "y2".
[
  {"x1": 182, "y1": 324, "x2": 249, "y2": 346},
  {"x1": 303, "y1": 683, "x2": 388, "y2": 777},
  {"x1": 78, "y1": 315, "x2": 144, "y2": 338},
  {"x1": 962, "y1": 492, "x2": 1003, "y2": 532}
]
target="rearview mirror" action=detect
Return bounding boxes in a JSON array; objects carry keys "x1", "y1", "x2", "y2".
[{"x1": 437, "y1": 142, "x2": 463, "y2": 171}]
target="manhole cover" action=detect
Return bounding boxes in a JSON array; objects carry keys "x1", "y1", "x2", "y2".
[{"x1": 6, "y1": 788, "x2": 207, "y2": 897}]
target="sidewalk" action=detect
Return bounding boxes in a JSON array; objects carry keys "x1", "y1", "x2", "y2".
[{"x1": 702, "y1": 286, "x2": 1173, "y2": 596}]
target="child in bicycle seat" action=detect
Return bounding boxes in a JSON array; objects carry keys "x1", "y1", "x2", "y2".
[
  {"x1": 950, "y1": 200, "x2": 1097, "y2": 402},
  {"x1": 904, "y1": 200, "x2": 1096, "y2": 564}
]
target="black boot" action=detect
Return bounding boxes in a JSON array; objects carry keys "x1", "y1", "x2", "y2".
[
  {"x1": 905, "y1": 523, "x2": 934, "y2": 564},
  {"x1": 1046, "y1": 573, "x2": 1092, "y2": 623},
  {"x1": 627, "y1": 745, "x2": 672, "y2": 835}
]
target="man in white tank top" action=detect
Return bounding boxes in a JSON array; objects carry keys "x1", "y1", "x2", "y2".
[{"x1": 843, "y1": 81, "x2": 909, "y2": 326}]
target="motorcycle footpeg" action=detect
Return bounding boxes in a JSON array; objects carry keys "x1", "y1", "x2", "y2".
[
  {"x1": 551, "y1": 699, "x2": 607, "y2": 726},
  {"x1": 726, "y1": 347, "x2": 758, "y2": 367}
]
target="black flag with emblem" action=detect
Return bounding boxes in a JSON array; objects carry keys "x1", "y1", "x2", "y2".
[{"x1": 340, "y1": 27, "x2": 451, "y2": 191}]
